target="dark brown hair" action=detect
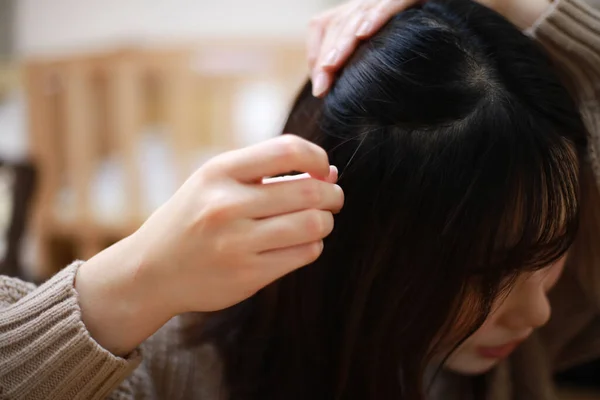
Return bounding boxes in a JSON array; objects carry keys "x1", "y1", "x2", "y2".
[{"x1": 184, "y1": 1, "x2": 587, "y2": 398}]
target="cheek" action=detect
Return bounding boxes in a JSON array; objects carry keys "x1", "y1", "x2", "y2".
[
  {"x1": 460, "y1": 296, "x2": 505, "y2": 345},
  {"x1": 544, "y1": 258, "x2": 566, "y2": 290},
  {"x1": 442, "y1": 319, "x2": 502, "y2": 375},
  {"x1": 456, "y1": 312, "x2": 499, "y2": 351}
]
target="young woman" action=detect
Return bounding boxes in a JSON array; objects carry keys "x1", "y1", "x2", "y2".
[{"x1": 0, "y1": 0, "x2": 598, "y2": 399}]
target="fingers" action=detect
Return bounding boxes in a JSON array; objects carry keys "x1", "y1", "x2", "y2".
[
  {"x1": 249, "y1": 174, "x2": 344, "y2": 218},
  {"x1": 321, "y1": 12, "x2": 364, "y2": 70},
  {"x1": 310, "y1": 0, "x2": 422, "y2": 98},
  {"x1": 319, "y1": 3, "x2": 368, "y2": 71},
  {"x1": 257, "y1": 240, "x2": 325, "y2": 284},
  {"x1": 323, "y1": 164, "x2": 339, "y2": 183},
  {"x1": 356, "y1": 0, "x2": 419, "y2": 39},
  {"x1": 311, "y1": 5, "x2": 359, "y2": 97},
  {"x1": 251, "y1": 209, "x2": 334, "y2": 253},
  {"x1": 262, "y1": 165, "x2": 338, "y2": 185},
  {"x1": 307, "y1": 5, "x2": 345, "y2": 72},
  {"x1": 209, "y1": 135, "x2": 331, "y2": 182},
  {"x1": 307, "y1": 20, "x2": 326, "y2": 73}
]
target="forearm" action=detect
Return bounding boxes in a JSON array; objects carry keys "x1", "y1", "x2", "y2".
[
  {"x1": 525, "y1": 0, "x2": 600, "y2": 103},
  {"x1": 513, "y1": 0, "x2": 552, "y2": 29},
  {"x1": 76, "y1": 235, "x2": 174, "y2": 356},
  {"x1": 0, "y1": 263, "x2": 142, "y2": 399}
]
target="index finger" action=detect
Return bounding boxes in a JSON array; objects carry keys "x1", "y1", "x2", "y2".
[
  {"x1": 212, "y1": 135, "x2": 331, "y2": 182},
  {"x1": 307, "y1": 5, "x2": 346, "y2": 71},
  {"x1": 262, "y1": 165, "x2": 338, "y2": 184},
  {"x1": 355, "y1": 0, "x2": 424, "y2": 39}
]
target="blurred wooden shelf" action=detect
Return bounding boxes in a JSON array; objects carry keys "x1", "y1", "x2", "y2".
[{"x1": 24, "y1": 43, "x2": 307, "y2": 278}]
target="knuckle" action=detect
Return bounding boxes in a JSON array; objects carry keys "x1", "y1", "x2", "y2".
[
  {"x1": 304, "y1": 210, "x2": 328, "y2": 238},
  {"x1": 212, "y1": 234, "x2": 232, "y2": 257},
  {"x1": 200, "y1": 203, "x2": 230, "y2": 226},
  {"x1": 301, "y1": 180, "x2": 324, "y2": 207},
  {"x1": 200, "y1": 192, "x2": 237, "y2": 226},
  {"x1": 329, "y1": 16, "x2": 344, "y2": 30},
  {"x1": 200, "y1": 156, "x2": 226, "y2": 180},
  {"x1": 322, "y1": 212, "x2": 335, "y2": 236},
  {"x1": 374, "y1": 0, "x2": 398, "y2": 14},
  {"x1": 358, "y1": 1, "x2": 374, "y2": 12},
  {"x1": 314, "y1": 145, "x2": 329, "y2": 163},
  {"x1": 305, "y1": 241, "x2": 324, "y2": 262},
  {"x1": 334, "y1": 185, "x2": 345, "y2": 209},
  {"x1": 277, "y1": 135, "x2": 306, "y2": 162},
  {"x1": 309, "y1": 15, "x2": 324, "y2": 28}
]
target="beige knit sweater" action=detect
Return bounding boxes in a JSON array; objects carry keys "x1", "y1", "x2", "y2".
[{"x1": 1, "y1": 0, "x2": 600, "y2": 399}]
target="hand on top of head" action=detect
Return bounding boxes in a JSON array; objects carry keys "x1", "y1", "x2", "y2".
[
  {"x1": 308, "y1": 0, "x2": 425, "y2": 97},
  {"x1": 308, "y1": 0, "x2": 550, "y2": 97}
]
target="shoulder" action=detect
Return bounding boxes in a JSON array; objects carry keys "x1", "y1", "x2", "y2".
[{"x1": 140, "y1": 315, "x2": 227, "y2": 399}]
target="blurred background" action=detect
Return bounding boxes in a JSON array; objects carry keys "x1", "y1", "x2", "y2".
[
  {"x1": 0, "y1": 0, "x2": 340, "y2": 280},
  {"x1": 0, "y1": 1, "x2": 598, "y2": 397}
]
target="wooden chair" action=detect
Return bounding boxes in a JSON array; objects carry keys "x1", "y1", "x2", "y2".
[
  {"x1": 0, "y1": 160, "x2": 36, "y2": 279},
  {"x1": 24, "y1": 42, "x2": 307, "y2": 278}
]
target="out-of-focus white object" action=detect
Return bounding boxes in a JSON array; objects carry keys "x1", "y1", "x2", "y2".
[
  {"x1": 233, "y1": 81, "x2": 288, "y2": 147},
  {"x1": 137, "y1": 126, "x2": 177, "y2": 217},
  {"x1": 92, "y1": 155, "x2": 126, "y2": 224},
  {"x1": 89, "y1": 126, "x2": 178, "y2": 222},
  {"x1": 0, "y1": 92, "x2": 28, "y2": 163},
  {"x1": 55, "y1": 126, "x2": 229, "y2": 225}
]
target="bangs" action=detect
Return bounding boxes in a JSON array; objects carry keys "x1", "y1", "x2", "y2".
[
  {"x1": 431, "y1": 136, "x2": 581, "y2": 359},
  {"x1": 471, "y1": 134, "x2": 581, "y2": 279}
]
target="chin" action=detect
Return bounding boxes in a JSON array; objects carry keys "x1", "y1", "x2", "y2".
[{"x1": 444, "y1": 354, "x2": 500, "y2": 376}]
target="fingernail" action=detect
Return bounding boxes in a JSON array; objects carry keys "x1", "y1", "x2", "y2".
[
  {"x1": 356, "y1": 21, "x2": 372, "y2": 37},
  {"x1": 330, "y1": 165, "x2": 339, "y2": 181},
  {"x1": 312, "y1": 72, "x2": 328, "y2": 97},
  {"x1": 323, "y1": 48, "x2": 339, "y2": 66}
]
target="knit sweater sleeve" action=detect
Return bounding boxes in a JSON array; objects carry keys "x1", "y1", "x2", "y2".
[
  {"x1": 0, "y1": 262, "x2": 156, "y2": 399},
  {"x1": 526, "y1": 0, "x2": 600, "y2": 177},
  {"x1": 526, "y1": 0, "x2": 600, "y2": 371}
]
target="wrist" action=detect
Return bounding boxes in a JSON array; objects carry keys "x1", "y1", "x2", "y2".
[
  {"x1": 75, "y1": 235, "x2": 175, "y2": 356},
  {"x1": 503, "y1": 0, "x2": 553, "y2": 30}
]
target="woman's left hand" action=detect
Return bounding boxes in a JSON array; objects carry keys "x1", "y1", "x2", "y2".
[
  {"x1": 308, "y1": 0, "x2": 551, "y2": 98},
  {"x1": 307, "y1": 0, "x2": 423, "y2": 97}
]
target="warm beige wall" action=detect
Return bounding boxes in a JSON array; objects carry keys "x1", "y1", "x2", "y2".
[
  {"x1": 0, "y1": 62, "x2": 19, "y2": 99},
  {"x1": 15, "y1": 0, "x2": 336, "y2": 57}
]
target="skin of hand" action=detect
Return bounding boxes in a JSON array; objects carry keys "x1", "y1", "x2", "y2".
[
  {"x1": 308, "y1": 0, "x2": 552, "y2": 97},
  {"x1": 75, "y1": 134, "x2": 344, "y2": 356}
]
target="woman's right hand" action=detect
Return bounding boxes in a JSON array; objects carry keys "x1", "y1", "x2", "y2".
[
  {"x1": 133, "y1": 134, "x2": 344, "y2": 313},
  {"x1": 75, "y1": 135, "x2": 344, "y2": 356}
]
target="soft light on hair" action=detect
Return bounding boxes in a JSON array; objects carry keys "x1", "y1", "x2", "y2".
[{"x1": 184, "y1": 1, "x2": 588, "y2": 399}]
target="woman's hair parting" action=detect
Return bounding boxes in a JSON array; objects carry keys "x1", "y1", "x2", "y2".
[{"x1": 185, "y1": 1, "x2": 588, "y2": 399}]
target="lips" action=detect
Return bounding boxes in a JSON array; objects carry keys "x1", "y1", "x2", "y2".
[{"x1": 476, "y1": 340, "x2": 524, "y2": 359}]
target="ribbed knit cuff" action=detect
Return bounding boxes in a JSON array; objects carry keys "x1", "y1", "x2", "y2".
[
  {"x1": 525, "y1": 0, "x2": 600, "y2": 190},
  {"x1": 0, "y1": 261, "x2": 143, "y2": 400},
  {"x1": 527, "y1": 0, "x2": 600, "y2": 95}
]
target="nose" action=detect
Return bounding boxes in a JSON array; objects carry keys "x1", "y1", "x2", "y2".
[{"x1": 499, "y1": 286, "x2": 552, "y2": 331}]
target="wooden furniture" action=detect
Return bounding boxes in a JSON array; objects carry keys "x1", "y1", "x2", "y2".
[
  {"x1": 24, "y1": 41, "x2": 307, "y2": 278},
  {"x1": 0, "y1": 160, "x2": 36, "y2": 279}
]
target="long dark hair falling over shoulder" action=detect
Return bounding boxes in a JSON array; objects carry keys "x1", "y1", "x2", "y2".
[{"x1": 184, "y1": 1, "x2": 588, "y2": 399}]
